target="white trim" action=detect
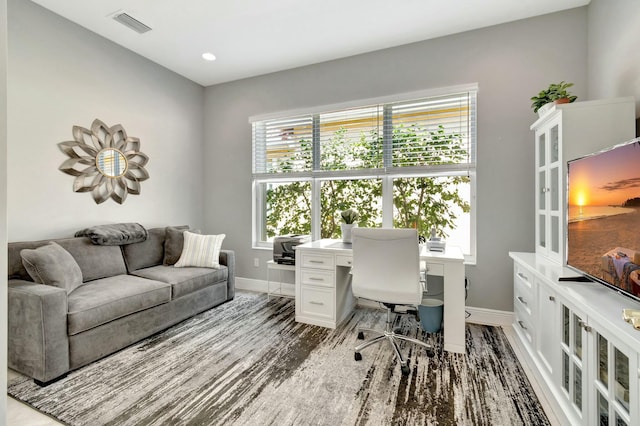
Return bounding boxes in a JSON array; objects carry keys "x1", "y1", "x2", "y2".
[
  {"x1": 464, "y1": 306, "x2": 514, "y2": 327},
  {"x1": 235, "y1": 278, "x2": 513, "y2": 327},
  {"x1": 249, "y1": 83, "x2": 479, "y2": 123},
  {"x1": 236, "y1": 277, "x2": 268, "y2": 293}
]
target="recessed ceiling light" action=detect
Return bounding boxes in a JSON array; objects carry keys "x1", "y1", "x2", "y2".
[{"x1": 202, "y1": 52, "x2": 216, "y2": 61}]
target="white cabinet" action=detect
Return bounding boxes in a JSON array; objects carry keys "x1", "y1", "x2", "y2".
[
  {"x1": 510, "y1": 252, "x2": 640, "y2": 426},
  {"x1": 557, "y1": 297, "x2": 589, "y2": 424},
  {"x1": 295, "y1": 245, "x2": 355, "y2": 328},
  {"x1": 589, "y1": 324, "x2": 638, "y2": 426},
  {"x1": 536, "y1": 282, "x2": 558, "y2": 379},
  {"x1": 530, "y1": 98, "x2": 635, "y2": 264},
  {"x1": 533, "y1": 115, "x2": 562, "y2": 263}
]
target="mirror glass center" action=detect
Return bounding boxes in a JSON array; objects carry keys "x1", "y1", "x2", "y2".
[{"x1": 97, "y1": 148, "x2": 127, "y2": 177}]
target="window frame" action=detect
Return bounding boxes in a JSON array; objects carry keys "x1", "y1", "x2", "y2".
[{"x1": 251, "y1": 84, "x2": 477, "y2": 263}]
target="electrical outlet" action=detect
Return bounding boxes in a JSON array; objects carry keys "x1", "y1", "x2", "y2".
[{"x1": 254, "y1": 258, "x2": 259, "y2": 267}]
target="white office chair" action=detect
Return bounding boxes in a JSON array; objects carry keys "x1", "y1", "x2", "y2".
[{"x1": 351, "y1": 228, "x2": 434, "y2": 375}]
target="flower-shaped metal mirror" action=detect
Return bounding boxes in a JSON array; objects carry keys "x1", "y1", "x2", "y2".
[{"x1": 58, "y1": 119, "x2": 149, "y2": 204}]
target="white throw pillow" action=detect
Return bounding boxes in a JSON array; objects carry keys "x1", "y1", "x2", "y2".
[{"x1": 174, "y1": 231, "x2": 226, "y2": 269}]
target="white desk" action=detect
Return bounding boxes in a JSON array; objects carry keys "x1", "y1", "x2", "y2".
[{"x1": 294, "y1": 239, "x2": 466, "y2": 354}]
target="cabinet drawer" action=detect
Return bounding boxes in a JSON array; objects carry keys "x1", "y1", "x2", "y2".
[
  {"x1": 300, "y1": 286, "x2": 334, "y2": 319},
  {"x1": 425, "y1": 262, "x2": 444, "y2": 276},
  {"x1": 301, "y1": 269, "x2": 334, "y2": 288},
  {"x1": 514, "y1": 277, "x2": 534, "y2": 316},
  {"x1": 514, "y1": 302, "x2": 534, "y2": 346},
  {"x1": 336, "y1": 255, "x2": 353, "y2": 267},
  {"x1": 300, "y1": 252, "x2": 335, "y2": 270},
  {"x1": 514, "y1": 263, "x2": 533, "y2": 290}
]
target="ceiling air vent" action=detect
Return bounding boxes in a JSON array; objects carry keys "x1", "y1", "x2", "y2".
[{"x1": 112, "y1": 12, "x2": 152, "y2": 34}]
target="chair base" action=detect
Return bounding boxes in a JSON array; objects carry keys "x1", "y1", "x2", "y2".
[{"x1": 354, "y1": 306, "x2": 434, "y2": 375}]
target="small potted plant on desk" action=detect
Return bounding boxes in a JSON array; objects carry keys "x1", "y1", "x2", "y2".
[
  {"x1": 531, "y1": 81, "x2": 578, "y2": 117},
  {"x1": 340, "y1": 208, "x2": 359, "y2": 243}
]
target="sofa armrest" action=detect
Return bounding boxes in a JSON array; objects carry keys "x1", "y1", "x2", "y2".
[
  {"x1": 219, "y1": 250, "x2": 235, "y2": 300},
  {"x1": 8, "y1": 280, "x2": 70, "y2": 383}
]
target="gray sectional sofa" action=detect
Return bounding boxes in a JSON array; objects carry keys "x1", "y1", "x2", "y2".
[{"x1": 7, "y1": 226, "x2": 235, "y2": 385}]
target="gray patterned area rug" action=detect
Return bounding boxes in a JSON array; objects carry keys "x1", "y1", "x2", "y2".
[{"x1": 8, "y1": 291, "x2": 549, "y2": 426}]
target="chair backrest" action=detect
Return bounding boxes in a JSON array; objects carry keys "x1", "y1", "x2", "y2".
[{"x1": 351, "y1": 228, "x2": 422, "y2": 305}]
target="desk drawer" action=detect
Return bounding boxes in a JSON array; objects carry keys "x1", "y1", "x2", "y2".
[
  {"x1": 300, "y1": 286, "x2": 334, "y2": 319},
  {"x1": 425, "y1": 262, "x2": 444, "y2": 276},
  {"x1": 336, "y1": 255, "x2": 353, "y2": 267},
  {"x1": 300, "y1": 252, "x2": 335, "y2": 270},
  {"x1": 301, "y1": 269, "x2": 334, "y2": 288}
]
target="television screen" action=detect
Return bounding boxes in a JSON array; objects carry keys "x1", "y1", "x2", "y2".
[{"x1": 567, "y1": 138, "x2": 640, "y2": 302}]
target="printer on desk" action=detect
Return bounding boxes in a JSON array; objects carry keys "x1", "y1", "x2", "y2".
[{"x1": 273, "y1": 234, "x2": 311, "y2": 265}]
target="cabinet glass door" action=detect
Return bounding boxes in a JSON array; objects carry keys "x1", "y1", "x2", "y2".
[
  {"x1": 550, "y1": 125, "x2": 559, "y2": 163},
  {"x1": 538, "y1": 133, "x2": 546, "y2": 167},
  {"x1": 593, "y1": 333, "x2": 632, "y2": 425},
  {"x1": 561, "y1": 304, "x2": 586, "y2": 422}
]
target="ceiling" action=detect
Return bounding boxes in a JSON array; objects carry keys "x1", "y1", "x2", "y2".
[{"x1": 31, "y1": 0, "x2": 590, "y2": 87}]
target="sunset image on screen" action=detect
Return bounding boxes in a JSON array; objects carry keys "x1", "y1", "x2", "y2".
[{"x1": 567, "y1": 141, "x2": 640, "y2": 299}]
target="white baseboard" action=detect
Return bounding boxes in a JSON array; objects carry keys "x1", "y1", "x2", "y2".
[
  {"x1": 465, "y1": 306, "x2": 514, "y2": 327},
  {"x1": 235, "y1": 277, "x2": 514, "y2": 327},
  {"x1": 236, "y1": 277, "x2": 295, "y2": 297}
]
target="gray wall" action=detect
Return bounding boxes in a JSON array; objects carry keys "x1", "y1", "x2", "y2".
[
  {"x1": 1, "y1": 0, "x2": 7, "y2": 420},
  {"x1": 203, "y1": 8, "x2": 589, "y2": 312},
  {"x1": 588, "y1": 0, "x2": 640, "y2": 119},
  {"x1": 7, "y1": 0, "x2": 205, "y2": 241}
]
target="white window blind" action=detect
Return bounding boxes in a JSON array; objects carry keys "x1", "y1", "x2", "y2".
[
  {"x1": 252, "y1": 89, "x2": 476, "y2": 179},
  {"x1": 390, "y1": 92, "x2": 476, "y2": 169},
  {"x1": 252, "y1": 116, "x2": 313, "y2": 176}
]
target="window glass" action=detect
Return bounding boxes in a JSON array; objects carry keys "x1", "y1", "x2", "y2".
[
  {"x1": 393, "y1": 176, "x2": 470, "y2": 252},
  {"x1": 251, "y1": 86, "x2": 477, "y2": 259},
  {"x1": 320, "y1": 179, "x2": 382, "y2": 238},
  {"x1": 263, "y1": 181, "x2": 311, "y2": 240}
]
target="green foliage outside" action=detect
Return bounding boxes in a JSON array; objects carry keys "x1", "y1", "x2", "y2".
[{"x1": 265, "y1": 124, "x2": 470, "y2": 239}]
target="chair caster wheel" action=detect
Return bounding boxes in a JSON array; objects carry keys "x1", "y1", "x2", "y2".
[
  {"x1": 401, "y1": 361, "x2": 411, "y2": 375},
  {"x1": 357, "y1": 332, "x2": 365, "y2": 340},
  {"x1": 355, "y1": 352, "x2": 362, "y2": 361},
  {"x1": 393, "y1": 327, "x2": 402, "y2": 334}
]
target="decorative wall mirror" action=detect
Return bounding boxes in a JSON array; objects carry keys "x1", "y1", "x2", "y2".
[{"x1": 58, "y1": 119, "x2": 149, "y2": 204}]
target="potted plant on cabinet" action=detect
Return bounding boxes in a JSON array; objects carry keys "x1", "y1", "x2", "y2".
[
  {"x1": 340, "y1": 208, "x2": 359, "y2": 243},
  {"x1": 531, "y1": 81, "x2": 578, "y2": 116}
]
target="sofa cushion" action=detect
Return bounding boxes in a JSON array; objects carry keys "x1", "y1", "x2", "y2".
[
  {"x1": 175, "y1": 232, "x2": 226, "y2": 269},
  {"x1": 121, "y1": 227, "x2": 166, "y2": 272},
  {"x1": 8, "y1": 240, "x2": 50, "y2": 281},
  {"x1": 20, "y1": 242, "x2": 83, "y2": 294},
  {"x1": 163, "y1": 225, "x2": 190, "y2": 266},
  {"x1": 67, "y1": 275, "x2": 171, "y2": 335},
  {"x1": 57, "y1": 238, "x2": 127, "y2": 282},
  {"x1": 131, "y1": 265, "x2": 228, "y2": 299}
]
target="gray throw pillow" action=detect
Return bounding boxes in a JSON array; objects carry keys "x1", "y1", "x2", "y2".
[
  {"x1": 163, "y1": 225, "x2": 190, "y2": 265},
  {"x1": 20, "y1": 242, "x2": 83, "y2": 294}
]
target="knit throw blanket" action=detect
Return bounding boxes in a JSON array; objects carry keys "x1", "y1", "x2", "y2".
[{"x1": 75, "y1": 223, "x2": 148, "y2": 245}]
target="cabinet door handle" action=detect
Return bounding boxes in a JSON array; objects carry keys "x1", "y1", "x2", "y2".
[
  {"x1": 309, "y1": 260, "x2": 325, "y2": 264},
  {"x1": 517, "y1": 272, "x2": 529, "y2": 281},
  {"x1": 309, "y1": 277, "x2": 324, "y2": 282},
  {"x1": 577, "y1": 320, "x2": 592, "y2": 333},
  {"x1": 549, "y1": 296, "x2": 555, "y2": 301},
  {"x1": 518, "y1": 320, "x2": 527, "y2": 330},
  {"x1": 517, "y1": 296, "x2": 527, "y2": 306},
  {"x1": 309, "y1": 301, "x2": 324, "y2": 306}
]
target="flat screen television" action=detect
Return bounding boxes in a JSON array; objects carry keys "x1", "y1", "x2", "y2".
[{"x1": 566, "y1": 137, "x2": 640, "y2": 302}]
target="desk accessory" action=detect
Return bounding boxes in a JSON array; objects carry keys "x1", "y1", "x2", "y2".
[{"x1": 427, "y1": 227, "x2": 446, "y2": 252}]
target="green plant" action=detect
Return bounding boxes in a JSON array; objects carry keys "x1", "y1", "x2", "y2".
[
  {"x1": 340, "y1": 208, "x2": 359, "y2": 224},
  {"x1": 530, "y1": 81, "x2": 578, "y2": 113}
]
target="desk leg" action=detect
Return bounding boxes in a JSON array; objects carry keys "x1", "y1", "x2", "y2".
[{"x1": 443, "y1": 261, "x2": 466, "y2": 354}]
